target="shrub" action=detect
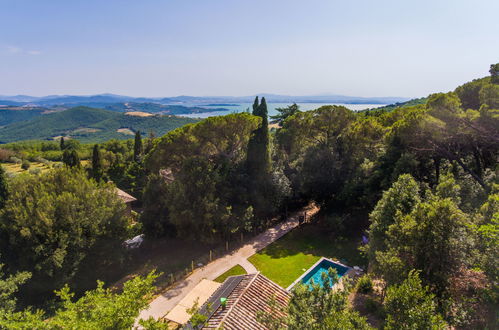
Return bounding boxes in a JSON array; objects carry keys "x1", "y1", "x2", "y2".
[
  {"x1": 9, "y1": 156, "x2": 22, "y2": 164},
  {"x1": 21, "y1": 160, "x2": 30, "y2": 170},
  {"x1": 29, "y1": 168, "x2": 41, "y2": 175},
  {"x1": 356, "y1": 275, "x2": 373, "y2": 294}
]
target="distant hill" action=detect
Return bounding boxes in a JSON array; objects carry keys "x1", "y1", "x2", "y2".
[
  {"x1": 0, "y1": 102, "x2": 217, "y2": 127},
  {"x1": 0, "y1": 108, "x2": 47, "y2": 126},
  {"x1": 363, "y1": 97, "x2": 428, "y2": 113},
  {"x1": 104, "y1": 102, "x2": 229, "y2": 114},
  {"x1": 0, "y1": 93, "x2": 409, "y2": 107},
  {"x1": 0, "y1": 107, "x2": 198, "y2": 143}
]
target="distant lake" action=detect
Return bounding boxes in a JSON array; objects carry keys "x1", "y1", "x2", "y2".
[{"x1": 178, "y1": 103, "x2": 386, "y2": 118}]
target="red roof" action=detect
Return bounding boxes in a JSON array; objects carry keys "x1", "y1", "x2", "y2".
[
  {"x1": 115, "y1": 188, "x2": 137, "y2": 203},
  {"x1": 202, "y1": 273, "x2": 290, "y2": 329}
]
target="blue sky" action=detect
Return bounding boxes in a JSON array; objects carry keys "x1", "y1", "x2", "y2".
[{"x1": 1, "y1": 0, "x2": 498, "y2": 97}]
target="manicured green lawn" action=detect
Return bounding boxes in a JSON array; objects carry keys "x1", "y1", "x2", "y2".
[
  {"x1": 214, "y1": 264, "x2": 247, "y2": 283},
  {"x1": 248, "y1": 224, "x2": 366, "y2": 288}
]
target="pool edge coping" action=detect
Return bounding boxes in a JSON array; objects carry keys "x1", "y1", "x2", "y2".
[{"x1": 285, "y1": 257, "x2": 352, "y2": 291}]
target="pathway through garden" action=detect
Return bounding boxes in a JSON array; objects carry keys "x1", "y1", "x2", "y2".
[{"x1": 137, "y1": 203, "x2": 319, "y2": 323}]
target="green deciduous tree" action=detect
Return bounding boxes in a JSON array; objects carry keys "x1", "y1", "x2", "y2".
[
  {"x1": 143, "y1": 113, "x2": 260, "y2": 241},
  {"x1": 473, "y1": 186, "x2": 499, "y2": 283},
  {"x1": 286, "y1": 269, "x2": 371, "y2": 330},
  {"x1": 0, "y1": 168, "x2": 129, "y2": 303},
  {"x1": 384, "y1": 270, "x2": 447, "y2": 330},
  {"x1": 0, "y1": 271, "x2": 166, "y2": 329},
  {"x1": 366, "y1": 174, "x2": 420, "y2": 268},
  {"x1": 376, "y1": 179, "x2": 471, "y2": 299},
  {"x1": 0, "y1": 261, "x2": 30, "y2": 313}
]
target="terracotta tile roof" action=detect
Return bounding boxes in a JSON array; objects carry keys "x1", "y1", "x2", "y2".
[
  {"x1": 115, "y1": 188, "x2": 137, "y2": 203},
  {"x1": 201, "y1": 273, "x2": 290, "y2": 329}
]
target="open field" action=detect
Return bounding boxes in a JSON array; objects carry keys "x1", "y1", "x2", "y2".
[
  {"x1": 2, "y1": 161, "x2": 55, "y2": 174},
  {"x1": 248, "y1": 223, "x2": 366, "y2": 288},
  {"x1": 117, "y1": 128, "x2": 135, "y2": 135},
  {"x1": 125, "y1": 111, "x2": 154, "y2": 117},
  {"x1": 2, "y1": 160, "x2": 89, "y2": 175}
]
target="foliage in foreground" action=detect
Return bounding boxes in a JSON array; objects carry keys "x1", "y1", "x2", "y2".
[
  {"x1": 0, "y1": 271, "x2": 166, "y2": 329},
  {"x1": 384, "y1": 270, "x2": 447, "y2": 330},
  {"x1": 258, "y1": 269, "x2": 372, "y2": 330}
]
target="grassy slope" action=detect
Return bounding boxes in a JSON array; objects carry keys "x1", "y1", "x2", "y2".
[
  {"x1": 0, "y1": 106, "x2": 198, "y2": 143},
  {"x1": 214, "y1": 265, "x2": 247, "y2": 283},
  {"x1": 248, "y1": 224, "x2": 366, "y2": 288}
]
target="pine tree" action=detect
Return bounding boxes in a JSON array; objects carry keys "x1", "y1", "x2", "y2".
[
  {"x1": 134, "y1": 131, "x2": 143, "y2": 162},
  {"x1": 0, "y1": 165, "x2": 8, "y2": 209},
  {"x1": 60, "y1": 137, "x2": 65, "y2": 150},
  {"x1": 91, "y1": 144, "x2": 103, "y2": 181}
]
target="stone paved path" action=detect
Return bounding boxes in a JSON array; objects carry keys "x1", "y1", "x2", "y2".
[{"x1": 137, "y1": 203, "x2": 318, "y2": 323}]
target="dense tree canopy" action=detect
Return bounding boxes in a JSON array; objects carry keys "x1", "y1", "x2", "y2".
[{"x1": 0, "y1": 168, "x2": 130, "y2": 303}]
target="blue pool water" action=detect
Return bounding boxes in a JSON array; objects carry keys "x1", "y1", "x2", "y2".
[{"x1": 301, "y1": 259, "x2": 349, "y2": 289}]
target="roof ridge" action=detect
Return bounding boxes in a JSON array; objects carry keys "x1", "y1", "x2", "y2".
[
  {"x1": 218, "y1": 272, "x2": 259, "y2": 328},
  {"x1": 256, "y1": 273, "x2": 290, "y2": 295}
]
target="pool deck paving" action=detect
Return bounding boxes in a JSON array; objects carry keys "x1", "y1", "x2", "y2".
[{"x1": 137, "y1": 203, "x2": 319, "y2": 324}]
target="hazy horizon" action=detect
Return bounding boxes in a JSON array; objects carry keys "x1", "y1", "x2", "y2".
[{"x1": 1, "y1": 0, "x2": 498, "y2": 98}]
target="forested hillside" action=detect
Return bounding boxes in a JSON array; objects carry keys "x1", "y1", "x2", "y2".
[
  {"x1": 0, "y1": 107, "x2": 198, "y2": 143},
  {"x1": 0, "y1": 108, "x2": 46, "y2": 126},
  {"x1": 0, "y1": 64, "x2": 497, "y2": 328}
]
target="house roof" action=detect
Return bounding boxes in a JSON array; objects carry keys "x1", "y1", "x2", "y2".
[
  {"x1": 194, "y1": 273, "x2": 290, "y2": 329},
  {"x1": 115, "y1": 188, "x2": 137, "y2": 203}
]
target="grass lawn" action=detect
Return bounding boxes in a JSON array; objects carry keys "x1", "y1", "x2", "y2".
[
  {"x1": 248, "y1": 223, "x2": 367, "y2": 288},
  {"x1": 214, "y1": 264, "x2": 247, "y2": 283}
]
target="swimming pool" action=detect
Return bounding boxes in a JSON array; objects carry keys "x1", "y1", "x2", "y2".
[{"x1": 286, "y1": 257, "x2": 351, "y2": 290}]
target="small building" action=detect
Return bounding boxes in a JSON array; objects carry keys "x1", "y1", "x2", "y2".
[
  {"x1": 115, "y1": 188, "x2": 137, "y2": 216},
  {"x1": 185, "y1": 273, "x2": 290, "y2": 329}
]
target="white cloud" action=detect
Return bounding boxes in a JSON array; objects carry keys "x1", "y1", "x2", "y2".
[
  {"x1": 6, "y1": 46, "x2": 21, "y2": 54},
  {"x1": 4, "y1": 46, "x2": 42, "y2": 55}
]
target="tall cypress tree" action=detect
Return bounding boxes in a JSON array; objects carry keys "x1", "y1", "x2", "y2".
[
  {"x1": 252, "y1": 96, "x2": 259, "y2": 113},
  {"x1": 62, "y1": 149, "x2": 80, "y2": 168},
  {"x1": 0, "y1": 165, "x2": 8, "y2": 209},
  {"x1": 134, "y1": 131, "x2": 143, "y2": 162},
  {"x1": 60, "y1": 137, "x2": 65, "y2": 150},
  {"x1": 247, "y1": 96, "x2": 270, "y2": 176},
  {"x1": 91, "y1": 144, "x2": 103, "y2": 181}
]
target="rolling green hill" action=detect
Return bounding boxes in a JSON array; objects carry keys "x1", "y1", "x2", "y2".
[
  {"x1": 0, "y1": 106, "x2": 198, "y2": 143},
  {"x1": 0, "y1": 108, "x2": 46, "y2": 126}
]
